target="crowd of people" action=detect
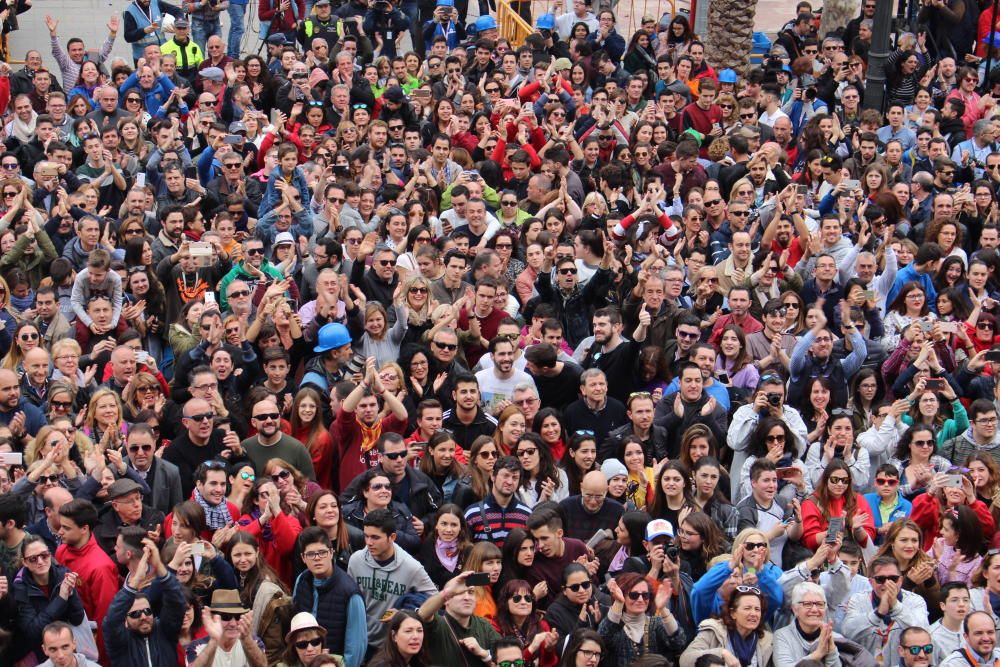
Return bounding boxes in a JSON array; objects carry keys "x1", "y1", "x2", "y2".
[{"x1": 3, "y1": 0, "x2": 1000, "y2": 665}]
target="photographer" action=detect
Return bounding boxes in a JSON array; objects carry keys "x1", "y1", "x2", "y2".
[
  {"x1": 422, "y1": 0, "x2": 464, "y2": 54},
  {"x1": 727, "y1": 373, "x2": 809, "y2": 501},
  {"x1": 363, "y1": 0, "x2": 410, "y2": 59}
]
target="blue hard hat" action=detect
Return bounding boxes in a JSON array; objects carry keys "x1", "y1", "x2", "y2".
[
  {"x1": 314, "y1": 322, "x2": 352, "y2": 353},
  {"x1": 719, "y1": 68, "x2": 738, "y2": 84},
  {"x1": 537, "y1": 13, "x2": 555, "y2": 29},
  {"x1": 475, "y1": 15, "x2": 497, "y2": 31}
]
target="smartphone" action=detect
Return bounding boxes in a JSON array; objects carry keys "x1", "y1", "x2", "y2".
[
  {"x1": 466, "y1": 572, "x2": 492, "y2": 587},
  {"x1": 190, "y1": 241, "x2": 213, "y2": 268},
  {"x1": 379, "y1": 609, "x2": 396, "y2": 622},
  {"x1": 843, "y1": 179, "x2": 860, "y2": 191},
  {"x1": 920, "y1": 319, "x2": 933, "y2": 333},
  {"x1": 938, "y1": 321, "x2": 958, "y2": 334},
  {"x1": 135, "y1": 172, "x2": 146, "y2": 188},
  {"x1": 0, "y1": 452, "x2": 23, "y2": 466},
  {"x1": 586, "y1": 528, "x2": 611, "y2": 549},
  {"x1": 924, "y1": 377, "x2": 945, "y2": 391},
  {"x1": 942, "y1": 475, "x2": 964, "y2": 489},
  {"x1": 782, "y1": 515, "x2": 797, "y2": 524},
  {"x1": 863, "y1": 290, "x2": 875, "y2": 301},
  {"x1": 40, "y1": 164, "x2": 59, "y2": 178},
  {"x1": 826, "y1": 516, "x2": 844, "y2": 543},
  {"x1": 796, "y1": 185, "x2": 808, "y2": 196},
  {"x1": 204, "y1": 291, "x2": 217, "y2": 306},
  {"x1": 716, "y1": 371, "x2": 730, "y2": 384},
  {"x1": 776, "y1": 467, "x2": 798, "y2": 480},
  {"x1": 136, "y1": 350, "x2": 151, "y2": 365},
  {"x1": 190, "y1": 542, "x2": 205, "y2": 556},
  {"x1": 987, "y1": 349, "x2": 1000, "y2": 362},
  {"x1": 223, "y1": 134, "x2": 242, "y2": 145},
  {"x1": 270, "y1": 109, "x2": 281, "y2": 125}
]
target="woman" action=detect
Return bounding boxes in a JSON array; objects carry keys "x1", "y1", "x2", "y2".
[
  {"x1": 492, "y1": 580, "x2": 559, "y2": 667},
  {"x1": 967, "y1": 453, "x2": 1000, "y2": 523},
  {"x1": 419, "y1": 431, "x2": 468, "y2": 504},
  {"x1": 11, "y1": 534, "x2": 87, "y2": 664},
  {"x1": 1, "y1": 320, "x2": 39, "y2": 371},
  {"x1": 454, "y1": 436, "x2": 499, "y2": 507},
  {"x1": 265, "y1": 459, "x2": 321, "y2": 526},
  {"x1": 499, "y1": 529, "x2": 542, "y2": 592},
  {"x1": 368, "y1": 610, "x2": 428, "y2": 667},
  {"x1": 930, "y1": 504, "x2": 985, "y2": 584},
  {"x1": 533, "y1": 408, "x2": 568, "y2": 462},
  {"x1": 169, "y1": 299, "x2": 206, "y2": 359},
  {"x1": 225, "y1": 531, "x2": 293, "y2": 662},
  {"x1": 849, "y1": 368, "x2": 883, "y2": 433},
  {"x1": 772, "y1": 583, "x2": 838, "y2": 666},
  {"x1": 305, "y1": 491, "x2": 356, "y2": 573},
  {"x1": 122, "y1": 371, "x2": 164, "y2": 422},
  {"x1": 599, "y1": 573, "x2": 686, "y2": 667},
  {"x1": 82, "y1": 388, "x2": 128, "y2": 449},
  {"x1": 910, "y1": 467, "x2": 996, "y2": 550},
  {"x1": 691, "y1": 457, "x2": 739, "y2": 539},
  {"x1": 926, "y1": 218, "x2": 967, "y2": 267},
  {"x1": 491, "y1": 230, "x2": 525, "y2": 288},
  {"x1": 781, "y1": 290, "x2": 807, "y2": 334},
  {"x1": 618, "y1": 437, "x2": 653, "y2": 510},
  {"x1": 714, "y1": 325, "x2": 760, "y2": 392},
  {"x1": 883, "y1": 282, "x2": 934, "y2": 352},
  {"x1": 935, "y1": 255, "x2": 967, "y2": 294},
  {"x1": 493, "y1": 406, "x2": 526, "y2": 457},
  {"x1": 465, "y1": 541, "x2": 504, "y2": 620},
  {"x1": 649, "y1": 461, "x2": 697, "y2": 531},
  {"x1": 227, "y1": 463, "x2": 256, "y2": 510},
  {"x1": 677, "y1": 511, "x2": 729, "y2": 581},
  {"x1": 609, "y1": 511, "x2": 651, "y2": 577},
  {"x1": 682, "y1": 584, "x2": 773, "y2": 667},
  {"x1": 400, "y1": 345, "x2": 438, "y2": 410},
  {"x1": 804, "y1": 411, "x2": 872, "y2": 493},
  {"x1": 874, "y1": 519, "x2": 941, "y2": 618},
  {"x1": 890, "y1": 425, "x2": 953, "y2": 499},
  {"x1": 290, "y1": 388, "x2": 335, "y2": 491},
  {"x1": 563, "y1": 432, "x2": 598, "y2": 497},
  {"x1": 237, "y1": 477, "x2": 302, "y2": 584},
  {"x1": 545, "y1": 564, "x2": 601, "y2": 639},
  {"x1": 342, "y1": 470, "x2": 420, "y2": 553},
  {"x1": 277, "y1": 612, "x2": 328, "y2": 667},
  {"x1": 902, "y1": 377, "x2": 969, "y2": 445},
  {"x1": 398, "y1": 274, "x2": 435, "y2": 348},
  {"x1": 801, "y1": 376, "x2": 838, "y2": 445},
  {"x1": 515, "y1": 433, "x2": 569, "y2": 507},
  {"x1": 737, "y1": 418, "x2": 806, "y2": 504},
  {"x1": 801, "y1": 460, "x2": 876, "y2": 550},
  {"x1": 419, "y1": 503, "x2": 473, "y2": 589}
]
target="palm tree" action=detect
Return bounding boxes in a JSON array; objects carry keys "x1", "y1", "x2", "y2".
[
  {"x1": 704, "y1": 0, "x2": 758, "y2": 72},
  {"x1": 820, "y1": 0, "x2": 857, "y2": 37}
]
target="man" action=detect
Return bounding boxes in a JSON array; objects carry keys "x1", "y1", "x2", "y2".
[
  {"x1": 931, "y1": 582, "x2": 971, "y2": 663},
  {"x1": 55, "y1": 500, "x2": 119, "y2": 646},
  {"x1": 555, "y1": 0, "x2": 597, "y2": 39},
  {"x1": 716, "y1": 232, "x2": 755, "y2": 295},
  {"x1": 885, "y1": 242, "x2": 943, "y2": 307},
  {"x1": 728, "y1": 373, "x2": 809, "y2": 500},
  {"x1": 563, "y1": 369, "x2": 627, "y2": 445},
  {"x1": 218, "y1": 238, "x2": 284, "y2": 312},
  {"x1": 658, "y1": 362, "x2": 729, "y2": 453},
  {"x1": 524, "y1": 343, "x2": 582, "y2": 411},
  {"x1": 291, "y1": 528, "x2": 366, "y2": 666},
  {"x1": 26, "y1": 486, "x2": 73, "y2": 551},
  {"x1": 660, "y1": 343, "x2": 730, "y2": 412},
  {"x1": 475, "y1": 337, "x2": 536, "y2": 415},
  {"x1": 942, "y1": 399, "x2": 1000, "y2": 467},
  {"x1": 603, "y1": 392, "x2": 669, "y2": 464},
  {"x1": 124, "y1": 424, "x2": 182, "y2": 515},
  {"x1": 746, "y1": 299, "x2": 797, "y2": 372},
  {"x1": 680, "y1": 79, "x2": 722, "y2": 155},
  {"x1": 159, "y1": 18, "x2": 204, "y2": 82},
  {"x1": 416, "y1": 571, "x2": 502, "y2": 667},
  {"x1": 442, "y1": 373, "x2": 498, "y2": 450},
  {"x1": 301, "y1": 322, "x2": 353, "y2": 395},
  {"x1": 953, "y1": 118, "x2": 997, "y2": 180},
  {"x1": 431, "y1": 250, "x2": 472, "y2": 305},
  {"x1": 622, "y1": 271, "x2": 684, "y2": 351},
  {"x1": 93, "y1": 478, "x2": 164, "y2": 561},
  {"x1": 535, "y1": 253, "x2": 614, "y2": 351},
  {"x1": 20, "y1": 348, "x2": 52, "y2": 409},
  {"x1": 342, "y1": 433, "x2": 443, "y2": 527},
  {"x1": 736, "y1": 459, "x2": 804, "y2": 566},
  {"x1": 580, "y1": 307, "x2": 649, "y2": 403},
  {"x1": 0, "y1": 493, "x2": 27, "y2": 575},
  {"x1": 185, "y1": 590, "x2": 267, "y2": 666},
  {"x1": 161, "y1": 397, "x2": 242, "y2": 497},
  {"x1": 40, "y1": 621, "x2": 101, "y2": 667},
  {"x1": 0, "y1": 368, "x2": 46, "y2": 443},
  {"x1": 349, "y1": 242, "x2": 399, "y2": 315},
  {"x1": 940, "y1": 612, "x2": 1000, "y2": 666},
  {"x1": 242, "y1": 398, "x2": 314, "y2": 478},
  {"x1": 334, "y1": 357, "x2": 408, "y2": 491},
  {"x1": 843, "y1": 556, "x2": 929, "y2": 665},
  {"x1": 35, "y1": 286, "x2": 72, "y2": 351},
  {"x1": 789, "y1": 302, "x2": 867, "y2": 409},
  {"x1": 511, "y1": 384, "x2": 541, "y2": 426},
  {"x1": 45, "y1": 16, "x2": 117, "y2": 92},
  {"x1": 557, "y1": 470, "x2": 624, "y2": 543},
  {"x1": 456, "y1": 278, "x2": 506, "y2": 369},
  {"x1": 347, "y1": 509, "x2": 437, "y2": 650},
  {"x1": 709, "y1": 286, "x2": 763, "y2": 345},
  {"x1": 527, "y1": 509, "x2": 596, "y2": 606},
  {"x1": 170, "y1": 461, "x2": 239, "y2": 538},
  {"x1": 586, "y1": 10, "x2": 624, "y2": 62},
  {"x1": 464, "y1": 456, "x2": 531, "y2": 545}
]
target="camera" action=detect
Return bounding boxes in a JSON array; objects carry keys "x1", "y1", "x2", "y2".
[
  {"x1": 766, "y1": 393, "x2": 782, "y2": 407},
  {"x1": 540, "y1": 28, "x2": 552, "y2": 39},
  {"x1": 664, "y1": 545, "x2": 679, "y2": 562}
]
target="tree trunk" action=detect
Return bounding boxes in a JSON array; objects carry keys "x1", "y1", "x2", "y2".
[
  {"x1": 704, "y1": 0, "x2": 758, "y2": 73},
  {"x1": 820, "y1": 0, "x2": 859, "y2": 36}
]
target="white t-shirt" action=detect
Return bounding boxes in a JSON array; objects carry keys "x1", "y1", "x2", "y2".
[{"x1": 474, "y1": 367, "x2": 537, "y2": 414}]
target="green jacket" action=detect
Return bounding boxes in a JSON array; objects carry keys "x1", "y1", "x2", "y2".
[
  {"x1": 902, "y1": 398, "x2": 970, "y2": 444},
  {"x1": 422, "y1": 613, "x2": 500, "y2": 667},
  {"x1": 217, "y1": 259, "x2": 283, "y2": 311},
  {"x1": 0, "y1": 228, "x2": 58, "y2": 288}
]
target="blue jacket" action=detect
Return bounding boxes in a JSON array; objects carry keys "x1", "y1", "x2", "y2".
[
  {"x1": 102, "y1": 572, "x2": 186, "y2": 667},
  {"x1": 886, "y1": 262, "x2": 937, "y2": 309},
  {"x1": 0, "y1": 398, "x2": 47, "y2": 437},
  {"x1": 12, "y1": 563, "x2": 86, "y2": 662},
  {"x1": 261, "y1": 166, "x2": 312, "y2": 214},
  {"x1": 119, "y1": 72, "x2": 182, "y2": 118},
  {"x1": 863, "y1": 492, "x2": 912, "y2": 545},
  {"x1": 690, "y1": 560, "x2": 784, "y2": 626}
]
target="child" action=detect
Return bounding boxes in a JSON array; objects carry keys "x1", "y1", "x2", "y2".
[
  {"x1": 930, "y1": 582, "x2": 971, "y2": 664},
  {"x1": 863, "y1": 463, "x2": 912, "y2": 545}
]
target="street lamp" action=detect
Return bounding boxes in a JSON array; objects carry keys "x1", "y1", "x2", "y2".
[{"x1": 863, "y1": 0, "x2": 897, "y2": 111}]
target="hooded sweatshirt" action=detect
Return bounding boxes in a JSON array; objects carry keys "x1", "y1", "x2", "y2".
[{"x1": 347, "y1": 545, "x2": 437, "y2": 647}]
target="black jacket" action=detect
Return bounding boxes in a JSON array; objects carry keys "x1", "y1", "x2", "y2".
[
  {"x1": 341, "y1": 465, "x2": 443, "y2": 526},
  {"x1": 12, "y1": 563, "x2": 86, "y2": 662},
  {"x1": 342, "y1": 498, "x2": 421, "y2": 554},
  {"x1": 602, "y1": 422, "x2": 671, "y2": 466},
  {"x1": 102, "y1": 573, "x2": 186, "y2": 667}
]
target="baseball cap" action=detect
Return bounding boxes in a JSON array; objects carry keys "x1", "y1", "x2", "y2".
[
  {"x1": 228, "y1": 121, "x2": 247, "y2": 134},
  {"x1": 645, "y1": 519, "x2": 674, "y2": 540},
  {"x1": 274, "y1": 231, "x2": 295, "y2": 247}
]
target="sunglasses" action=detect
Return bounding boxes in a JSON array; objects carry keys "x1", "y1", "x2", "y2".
[
  {"x1": 128, "y1": 444, "x2": 154, "y2": 453},
  {"x1": 735, "y1": 585, "x2": 762, "y2": 594},
  {"x1": 245, "y1": 247, "x2": 264, "y2": 256},
  {"x1": 127, "y1": 608, "x2": 154, "y2": 619},
  {"x1": 185, "y1": 412, "x2": 215, "y2": 422},
  {"x1": 828, "y1": 476, "x2": 850, "y2": 485},
  {"x1": 559, "y1": 268, "x2": 578, "y2": 275},
  {"x1": 377, "y1": 259, "x2": 394, "y2": 267},
  {"x1": 270, "y1": 470, "x2": 292, "y2": 483},
  {"x1": 254, "y1": 412, "x2": 280, "y2": 421},
  {"x1": 37, "y1": 474, "x2": 61, "y2": 484},
  {"x1": 409, "y1": 287, "x2": 429, "y2": 294},
  {"x1": 228, "y1": 289, "x2": 250, "y2": 299},
  {"x1": 24, "y1": 551, "x2": 51, "y2": 565},
  {"x1": 383, "y1": 451, "x2": 407, "y2": 460},
  {"x1": 627, "y1": 590, "x2": 651, "y2": 601},
  {"x1": 50, "y1": 400, "x2": 72, "y2": 409},
  {"x1": 478, "y1": 450, "x2": 498, "y2": 459},
  {"x1": 875, "y1": 477, "x2": 899, "y2": 486},
  {"x1": 744, "y1": 542, "x2": 767, "y2": 551},
  {"x1": 510, "y1": 593, "x2": 534, "y2": 603},
  {"x1": 217, "y1": 613, "x2": 242, "y2": 622},
  {"x1": 19, "y1": 333, "x2": 38, "y2": 341},
  {"x1": 902, "y1": 645, "x2": 934, "y2": 656},
  {"x1": 433, "y1": 341, "x2": 458, "y2": 350},
  {"x1": 872, "y1": 574, "x2": 901, "y2": 584},
  {"x1": 564, "y1": 581, "x2": 592, "y2": 592},
  {"x1": 295, "y1": 637, "x2": 324, "y2": 650},
  {"x1": 369, "y1": 482, "x2": 392, "y2": 491}
]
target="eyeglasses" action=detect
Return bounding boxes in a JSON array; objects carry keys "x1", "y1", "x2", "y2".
[
  {"x1": 254, "y1": 412, "x2": 280, "y2": 422},
  {"x1": 327, "y1": 196, "x2": 346, "y2": 204},
  {"x1": 494, "y1": 243, "x2": 513, "y2": 249},
  {"x1": 564, "y1": 581, "x2": 592, "y2": 592},
  {"x1": 185, "y1": 412, "x2": 216, "y2": 422},
  {"x1": 718, "y1": 104, "x2": 734, "y2": 110},
  {"x1": 902, "y1": 645, "x2": 934, "y2": 656},
  {"x1": 511, "y1": 593, "x2": 534, "y2": 603},
  {"x1": 24, "y1": 551, "x2": 51, "y2": 565},
  {"x1": 798, "y1": 600, "x2": 826, "y2": 609},
  {"x1": 369, "y1": 482, "x2": 392, "y2": 491},
  {"x1": 245, "y1": 247, "x2": 264, "y2": 256},
  {"x1": 128, "y1": 444, "x2": 154, "y2": 453},
  {"x1": 735, "y1": 585, "x2": 762, "y2": 594},
  {"x1": 828, "y1": 476, "x2": 850, "y2": 485},
  {"x1": 977, "y1": 417, "x2": 1000, "y2": 425},
  {"x1": 579, "y1": 650, "x2": 602, "y2": 662},
  {"x1": 743, "y1": 542, "x2": 767, "y2": 551},
  {"x1": 377, "y1": 259, "x2": 394, "y2": 267},
  {"x1": 2, "y1": 191, "x2": 17, "y2": 197},
  {"x1": 872, "y1": 574, "x2": 901, "y2": 584},
  {"x1": 388, "y1": 124, "x2": 404, "y2": 130},
  {"x1": 228, "y1": 289, "x2": 250, "y2": 299},
  {"x1": 295, "y1": 637, "x2": 324, "y2": 650},
  {"x1": 127, "y1": 608, "x2": 154, "y2": 619},
  {"x1": 485, "y1": 87, "x2": 500, "y2": 93},
  {"x1": 432, "y1": 341, "x2": 458, "y2": 350},
  {"x1": 303, "y1": 549, "x2": 331, "y2": 560},
  {"x1": 383, "y1": 450, "x2": 407, "y2": 460}
]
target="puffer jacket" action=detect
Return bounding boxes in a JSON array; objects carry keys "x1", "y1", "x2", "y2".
[
  {"x1": 342, "y1": 498, "x2": 421, "y2": 554},
  {"x1": 12, "y1": 563, "x2": 86, "y2": 662}
]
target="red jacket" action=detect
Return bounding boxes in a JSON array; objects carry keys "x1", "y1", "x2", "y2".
[
  {"x1": 238, "y1": 510, "x2": 302, "y2": 585},
  {"x1": 910, "y1": 492, "x2": 997, "y2": 550},
  {"x1": 55, "y1": 536, "x2": 120, "y2": 664},
  {"x1": 258, "y1": 0, "x2": 306, "y2": 34},
  {"x1": 801, "y1": 493, "x2": 876, "y2": 550},
  {"x1": 293, "y1": 425, "x2": 335, "y2": 491}
]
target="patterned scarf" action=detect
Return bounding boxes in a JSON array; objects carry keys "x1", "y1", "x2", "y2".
[
  {"x1": 194, "y1": 488, "x2": 231, "y2": 530},
  {"x1": 436, "y1": 538, "x2": 459, "y2": 572},
  {"x1": 359, "y1": 418, "x2": 383, "y2": 458}
]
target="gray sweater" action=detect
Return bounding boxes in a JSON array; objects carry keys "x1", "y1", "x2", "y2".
[{"x1": 772, "y1": 622, "x2": 843, "y2": 667}]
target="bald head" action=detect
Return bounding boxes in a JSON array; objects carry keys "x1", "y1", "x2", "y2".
[
  {"x1": 580, "y1": 471, "x2": 609, "y2": 512},
  {"x1": 43, "y1": 485, "x2": 73, "y2": 518},
  {"x1": 0, "y1": 369, "x2": 20, "y2": 409}
]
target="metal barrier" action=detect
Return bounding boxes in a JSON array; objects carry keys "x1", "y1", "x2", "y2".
[{"x1": 497, "y1": 0, "x2": 534, "y2": 47}]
